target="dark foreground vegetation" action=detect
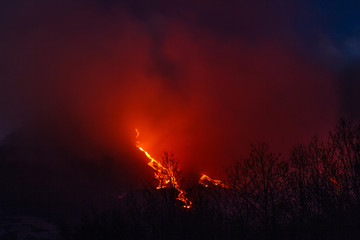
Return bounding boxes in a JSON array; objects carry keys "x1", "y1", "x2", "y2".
[{"x1": 63, "y1": 119, "x2": 360, "y2": 240}]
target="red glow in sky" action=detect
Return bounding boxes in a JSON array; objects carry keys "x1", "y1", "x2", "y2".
[{"x1": 0, "y1": 0, "x2": 339, "y2": 178}]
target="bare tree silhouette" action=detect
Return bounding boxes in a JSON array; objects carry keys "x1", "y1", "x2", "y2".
[{"x1": 67, "y1": 120, "x2": 360, "y2": 240}]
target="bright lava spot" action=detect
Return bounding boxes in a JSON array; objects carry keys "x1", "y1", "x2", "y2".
[
  {"x1": 135, "y1": 129, "x2": 192, "y2": 208},
  {"x1": 199, "y1": 174, "x2": 228, "y2": 188}
]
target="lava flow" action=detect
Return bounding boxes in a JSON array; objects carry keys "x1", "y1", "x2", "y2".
[
  {"x1": 199, "y1": 174, "x2": 228, "y2": 188},
  {"x1": 135, "y1": 129, "x2": 192, "y2": 208}
]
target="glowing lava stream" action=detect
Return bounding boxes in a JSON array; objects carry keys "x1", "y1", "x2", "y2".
[
  {"x1": 199, "y1": 174, "x2": 228, "y2": 188},
  {"x1": 135, "y1": 129, "x2": 192, "y2": 208}
]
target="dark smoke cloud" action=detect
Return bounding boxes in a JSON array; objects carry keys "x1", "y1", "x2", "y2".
[
  {"x1": 0, "y1": 0, "x2": 339, "y2": 176},
  {"x1": 338, "y1": 61, "x2": 360, "y2": 119}
]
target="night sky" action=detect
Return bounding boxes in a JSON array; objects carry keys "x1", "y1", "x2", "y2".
[{"x1": 1, "y1": 0, "x2": 360, "y2": 176}]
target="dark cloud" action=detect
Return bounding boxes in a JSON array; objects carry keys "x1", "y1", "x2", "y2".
[{"x1": 338, "y1": 61, "x2": 360, "y2": 119}]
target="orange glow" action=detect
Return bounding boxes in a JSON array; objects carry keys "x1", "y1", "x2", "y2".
[
  {"x1": 199, "y1": 174, "x2": 228, "y2": 188},
  {"x1": 330, "y1": 177, "x2": 342, "y2": 196},
  {"x1": 135, "y1": 129, "x2": 192, "y2": 208}
]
